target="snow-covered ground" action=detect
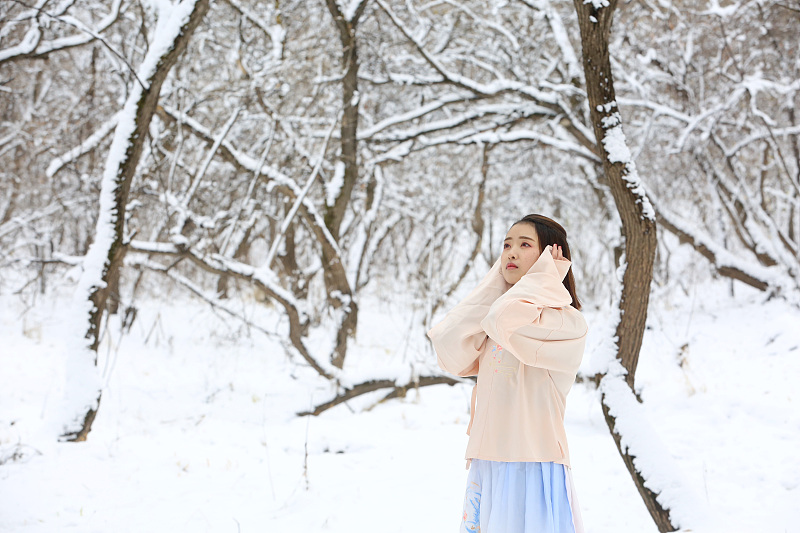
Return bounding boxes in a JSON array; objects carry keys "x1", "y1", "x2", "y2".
[{"x1": 1, "y1": 277, "x2": 798, "y2": 532}]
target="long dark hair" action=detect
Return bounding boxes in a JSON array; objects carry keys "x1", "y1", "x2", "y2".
[{"x1": 512, "y1": 214, "x2": 581, "y2": 311}]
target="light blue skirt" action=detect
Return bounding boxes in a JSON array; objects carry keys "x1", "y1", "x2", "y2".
[{"x1": 460, "y1": 459, "x2": 584, "y2": 533}]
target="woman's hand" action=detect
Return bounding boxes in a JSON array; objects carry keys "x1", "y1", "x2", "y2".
[{"x1": 550, "y1": 243, "x2": 565, "y2": 261}]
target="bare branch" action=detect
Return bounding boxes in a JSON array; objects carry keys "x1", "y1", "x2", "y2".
[{"x1": 297, "y1": 375, "x2": 464, "y2": 416}]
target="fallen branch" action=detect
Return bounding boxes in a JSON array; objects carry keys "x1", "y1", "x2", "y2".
[{"x1": 297, "y1": 375, "x2": 465, "y2": 416}]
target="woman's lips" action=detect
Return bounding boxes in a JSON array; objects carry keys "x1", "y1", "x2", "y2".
[{"x1": 506, "y1": 263, "x2": 517, "y2": 269}]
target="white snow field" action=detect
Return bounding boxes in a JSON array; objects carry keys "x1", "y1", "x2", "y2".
[{"x1": 1, "y1": 278, "x2": 799, "y2": 533}]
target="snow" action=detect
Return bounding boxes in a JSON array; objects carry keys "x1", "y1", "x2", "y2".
[
  {"x1": 599, "y1": 365, "x2": 709, "y2": 530},
  {"x1": 466, "y1": 129, "x2": 601, "y2": 163},
  {"x1": 345, "y1": 165, "x2": 384, "y2": 289},
  {"x1": 525, "y1": 0, "x2": 581, "y2": 80},
  {"x1": 0, "y1": 0, "x2": 122, "y2": 62},
  {"x1": 327, "y1": 161, "x2": 346, "y2": 208},
  {"x1": 599, "y1": 106, "x2": 656, "y2": 222},
  {"x1": 0, "y1": 21, "x2": 42, "y2": 63},
  {"x1": 583, "y1": 0, "x2": 610, "y2": 10},
  {"x1": 3, "y1": 263, "x2": 800, "y2": 532},
  {"x1": 337, "y1": 0, "x2": 365, "y2": 22},
  {"x1": 224, "y1": 0, "x2": 284, "y2": 60},
  {"x1": 701, "y1": 0, "x2": 740, "y2": 17},
  {"x1": 438, "y1": 0, "x2": 520, "y2": 51},
  {"x1": 46, "y1": 114, "x2": 120, "y2": 179},
  {"x1": 357, "y1": 93, "x2": 467, "y2": 140},
  {"x1": 363, "y1": 101, "x2": 557, "y2": 144},
  {"x1": 376, "y1": 0, "x2": 561, "y2": 106},
  {"x1": 158, "y1": 105, "x2": 345, "y2": 263}
]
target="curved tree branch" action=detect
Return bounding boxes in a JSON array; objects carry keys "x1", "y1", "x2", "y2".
[{"x1": 297, "y1": 375, "x2": 464, "y2": 416}]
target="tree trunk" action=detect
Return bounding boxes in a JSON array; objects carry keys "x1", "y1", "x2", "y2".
[
  {"x1": 63, "y1": 0, "x2": 210, "y2": 442},
  {"x1": 572, "y1": 1, "x2": 675, "y2": 531},
  {"x1": 322, "y1": 0, "x2": 368, "y2": 369}
]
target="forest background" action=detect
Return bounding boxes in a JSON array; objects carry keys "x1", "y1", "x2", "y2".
[{"x1": 1, "y1": 0, "x2": 799, "y2": 531}]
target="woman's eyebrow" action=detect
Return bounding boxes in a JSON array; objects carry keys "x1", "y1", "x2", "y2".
[{"x1": 503, "y1": 236, "x2": 536, "y2": 241}]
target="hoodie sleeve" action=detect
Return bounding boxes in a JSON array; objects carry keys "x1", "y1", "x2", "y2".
[
  {"x1": 479, "y1": 246, "x2": 587, "y2": 375},
  {"x1": 427, "y1": 257, "x2": 510, "y2": 377}
]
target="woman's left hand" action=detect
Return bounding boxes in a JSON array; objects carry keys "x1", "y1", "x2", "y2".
[{"x1": 550, "y1": 244, "x2": 565, "y2": 261}]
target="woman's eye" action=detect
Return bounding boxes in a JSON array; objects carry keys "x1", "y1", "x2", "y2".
[
  {"x1": 503, "y1": 243, "x2": 509, "y2": 249},
  {"x1": 522, "y1": 243, "x2": 530, "y2": 247}
]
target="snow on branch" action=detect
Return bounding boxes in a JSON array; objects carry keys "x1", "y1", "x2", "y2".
[
  {"x1": 703, "y1": 136, "x2": 800, "y2": 267},
  {"x1": 518, "y1": 0, "x2": 581, "y2": 81},
  {"x1": 221, "y1": 0, "x2": 284, "y2": 61},
  {"x1": 128, "y1": 256, "x2": 279, "y2": 338},
  {"x1": 599, "y1": 102, "x2": 655, "y2": 222},
  {"x1": 76, "y1": 0, "x2": 206, "y2": 330},
  {"x1": 358, "y1": 71, "x2": 445, "y2": 86},
  {"x1": 336, "y1": 0, "x2": 369, "y2": 22},
  {"x1": 583, "y1": 0, "x2": 610, "y2": 10},
  {"x1": 615, "y1": 98, "x2": 691, "y2": 124},
  {"x1": 436, "y1": 0, "x2": 520, "y2": 50},
  {"x1": 63, "y1": 0, "x2": 208, "y2": 441},
  {"x1": 0, "y1": 0, "x2": 123, "y2": 64},
  {"x1": 373, "y1": 0, "x2": 597, "y2": 152},
  {"x1": 374, "y1": 0, "x2": 559, "y2": 104},
  {"x1": 586, "y1": 303, "x2": 712, "y2": 531},
  {"x1": 129, "y1": 240, "x2": 306, "y2": 319},
  {"x1": 0, "y1": 198, "x2": 89, "y2": 240},
  {"x1": 364, "y1": 116, "x2": 522, "y2": 164},
  {"x1": 465, "y1": 128, "x2": 601, "y2": 163},
  {"x1": 183, "y1": 107, "x2": 241, "y2": 205},
  {"x1": 725, "y1": 123, "x2": 800, "y2": 160},
  {"x1": 0, "y1": 0, "x2": 49, "y2": 64},
  {"x1": 46, "y1": 113, "x2": 119, "y2": 178},
  {"x1": 159, "y1": 105, "x2": 346, "y2": 262},
  {"x1": 673, "y1": 87, "x2": 747, "y2": 152},
  {"x1": 127, "y1": 241, "x2": 345, "y2": 379},
  {"x1": 618, "y1": 89, "x2": 799, "y2": 158},
  {"x1": 358, "y1": 93, "x2": 475, "y2": 139},
  {"x1": 700, "y1": 0, "x2": 741, "y2": 17},
  {"x1": 160, "y1": 106, "x2": 293, "y2": 189},
  {"x1": 599, "y1": 361, "x2": 709, "y2": 531},
  {"x1": 361, "y1": 101, "x2": 557, "y2": 144},
  {"x1": 652, "y1": 196, "x2": 794, "y2": 294},
  {"x1": 266, "y1": 112, "x2": 340, "y2": 269}
]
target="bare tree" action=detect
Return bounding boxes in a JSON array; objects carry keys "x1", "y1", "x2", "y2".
[
  {"x1": 573, "y1": 0, "x2": 677, "y2": 530},
  {"x1": 62, "y1": 0, "x2": 210, "y2": 441}
]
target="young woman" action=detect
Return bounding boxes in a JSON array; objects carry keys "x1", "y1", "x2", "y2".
[{"x1": 428, "y1": 214, "x2": 587, "y2": 533}]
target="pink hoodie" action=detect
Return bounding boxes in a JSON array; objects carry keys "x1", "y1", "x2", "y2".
[{"x1": 427, "y1": 246, "x2": 588, "y2": 469}]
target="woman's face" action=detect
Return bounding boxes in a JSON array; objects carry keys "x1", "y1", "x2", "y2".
[{"x1": 501, "y1": 223, "x2": 541, "y2": 285}]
